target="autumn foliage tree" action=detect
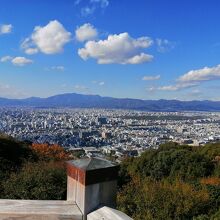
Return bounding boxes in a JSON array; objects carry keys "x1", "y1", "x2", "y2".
[
  {"x1": 31, "y1": 143, "x2": 71, "y2": 161},
  {"x1": 200, "y1": 177, "x2": 220, "y2": 186},
  {"x1": 0, "y1": 137, "x2": 70, "y2": 200}
]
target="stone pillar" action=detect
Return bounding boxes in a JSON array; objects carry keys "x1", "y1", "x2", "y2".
[{"x1": 66, "y1": 158, "x2": 119, "y2": 220}]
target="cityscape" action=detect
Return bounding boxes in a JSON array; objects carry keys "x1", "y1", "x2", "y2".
[
  {"x1": 1, "y1": 107, "x2": 220, "y2": 160},
  {"x1": 1, "y1": 0, "x2": 220, "y2": 219}
]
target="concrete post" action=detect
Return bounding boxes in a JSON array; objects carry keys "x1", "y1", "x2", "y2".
[{"x1": 66, "y1": 158, "x2": 119, "y2": 220}]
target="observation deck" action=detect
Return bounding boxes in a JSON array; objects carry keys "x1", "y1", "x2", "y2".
[{"x1": 0, "y1": 158, "x2": 132, "y2": 220}]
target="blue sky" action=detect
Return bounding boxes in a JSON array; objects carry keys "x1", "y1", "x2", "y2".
[{"x1": 0, "y1": 0, "x2": 220, "y2": 100}]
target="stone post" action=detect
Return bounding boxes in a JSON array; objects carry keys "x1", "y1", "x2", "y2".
[{"x1": 66, "y1": 158, "x2": 119, "y2": 220}]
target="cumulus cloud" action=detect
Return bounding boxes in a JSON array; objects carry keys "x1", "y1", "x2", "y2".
[
  {"x1": 21, "y1": 38, "x2": 38, "y2": 54},
  {"x1": 78, "y1": 32, "x2": 153, "y2": 64},
  {"x1": 21, "y1": 20, "x2": 71, "y2": 55},
  {"x1": 0, "y1": 24, "x2": 13, "y2": 34},
  {"x1": 146, "y1": 64, "x2": 220, "y2": 93},
  {"x1": 75, "y1": 23, "x2": 98, "y2": 42},
  {"x1": 178, "y1": 64, "x2": 220, "y2": 83},
  {"x1": 1, "y1": 56, "x2": 33, "y2": 66},
  {"x1": 142, "y1": 75, "x2": 160, "y2": 81},
  {"x1": 157, "y1": 64, "x2": 220, "y2": 92},
  {"x1": 11, "y1": 57, "x2": 33, "y2": 66}
]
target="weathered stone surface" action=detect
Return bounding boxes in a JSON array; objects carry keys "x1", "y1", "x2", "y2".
[
  {"x1": 0, "y1": 200, "x2": 82, "y2": 220},
  {"x1": 66, "y1": 158, "x2": 119, "y2": 220},
  {"x1": 87, "y1": 206, "x2": 133, "y2": 220},
  {"x1": 67, "y1": 158, "x2": 117, "y2": 171}
]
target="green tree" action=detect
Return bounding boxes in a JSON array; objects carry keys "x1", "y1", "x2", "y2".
[
  {"x1": 118, "y1": 177, "x2": 210, "y2": 220},
  {"x1": 2, "y1": 161, "x2": 66, "y2": 200},
  {"x1": 128, "y1": 144, "x2": 213, "y2": 181}
]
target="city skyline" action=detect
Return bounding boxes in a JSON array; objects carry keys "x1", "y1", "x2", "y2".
[{"x1": 1, "y1": 0, "x2": 220, "y2": 100}]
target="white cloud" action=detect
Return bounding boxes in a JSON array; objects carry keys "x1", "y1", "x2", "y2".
[
  {"x1": 78, "y1": 32, "x2": 153, "y2": 64},
  {"x1": 156, "y1": 38, "x2": 175, "y2": 53},
  {"x1": 21, "y1": 20, "x2": 71, "y2": 55},
  {"x1": 24, "y1": 48, "x2": 39, "y2": 55},
  {"x1": 75, "y1": 23, "x2": 98, "y2": 42},
  {"x1": 148, "y1": 64, "x2": 220, "y2": 93},
  {"x1": 125, "y1": 53, "x2": 153, "y2": 65},
  {"x1": 178, "y1": 64, "x2": 220, "y2": 83},
  {"x1": 142, "y1": 75, "x2": 160, "y2": 81},
  {"x1": 158, "y1": 64, "x2": 220, "y2": 92},
  {"x1": 11, "y1": 57, "x2": 33, "y2": 66},
  {"x1": 0, "y1": 56, "x2": 13, "y2": 62},
  {"x1": 20, "y1": 38, "x2": 38, "y2": 54},
  {"x1": 1, "y1": 56, "x2": 33, "y2": 66},
  {"x1": 158, "y1": 82, "x2": 198, "y2": 91},
  {"x1": 0, "y1": 24, "x2": 13, "y2": 34}
]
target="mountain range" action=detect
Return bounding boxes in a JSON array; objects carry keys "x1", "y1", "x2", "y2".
[{"x1": 0, "y1": 93, "x2": 220, "y2": 112}]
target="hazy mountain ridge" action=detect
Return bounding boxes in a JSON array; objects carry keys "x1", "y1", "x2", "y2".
[{"x1": 1, "y1": 93, "x2": 220, "y2": 111}]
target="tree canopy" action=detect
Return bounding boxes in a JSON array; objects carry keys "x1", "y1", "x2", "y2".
[
  {"x1": 0, "y1": 135, "x2": 69, "y2": 200},
  {"x1": 117, "y1": 142, "x2": 220, "y2": 219}
]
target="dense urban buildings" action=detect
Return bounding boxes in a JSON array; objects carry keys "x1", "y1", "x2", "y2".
[{"x1": 0, "y1": 108, "x2": 220, "y2": 159}]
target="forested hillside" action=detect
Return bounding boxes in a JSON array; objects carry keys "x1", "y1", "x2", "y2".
[
  {"x1": 1, "y1": 136, "x2": 220, "y2": 219},
  {"x1": 117, "y1": 142, "x2": 220, "y2": 220},
  {"x1": 0, "y1": 135, "x2": 69, "y2": 200}
]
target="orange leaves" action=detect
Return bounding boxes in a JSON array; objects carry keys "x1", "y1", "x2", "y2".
[
  {"x1": 200, "y1": 177, "x2": 220, "y2": 186},
  {"x1": 31, "y1": 143, "x2": 70, "y2": 161}
]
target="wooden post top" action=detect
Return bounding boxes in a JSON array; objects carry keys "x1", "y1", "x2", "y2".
[{"x1": 66, "y1": 158, "x2": 119, "y2": 186}]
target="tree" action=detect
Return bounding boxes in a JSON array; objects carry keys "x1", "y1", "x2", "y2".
[
  {"x1": 0, "y1": 135, "x2": 35, "y2": 195},
  {"x1": 118, "y1": 176, "x2": 210, "y2": 220},
  {"x1": 127, "y1": 145, "x2": 213, "y2": 181},
  {"x1": 31, "y1": 143, "x2": 70, "y2": 161},
  {"x1": 2, "y1": 161, "x2": 67, "y2": 200}
]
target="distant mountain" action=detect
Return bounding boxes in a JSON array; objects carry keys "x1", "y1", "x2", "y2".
[{"x1": 1, "y1": 93, "x2": 220, "y2": 111}]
